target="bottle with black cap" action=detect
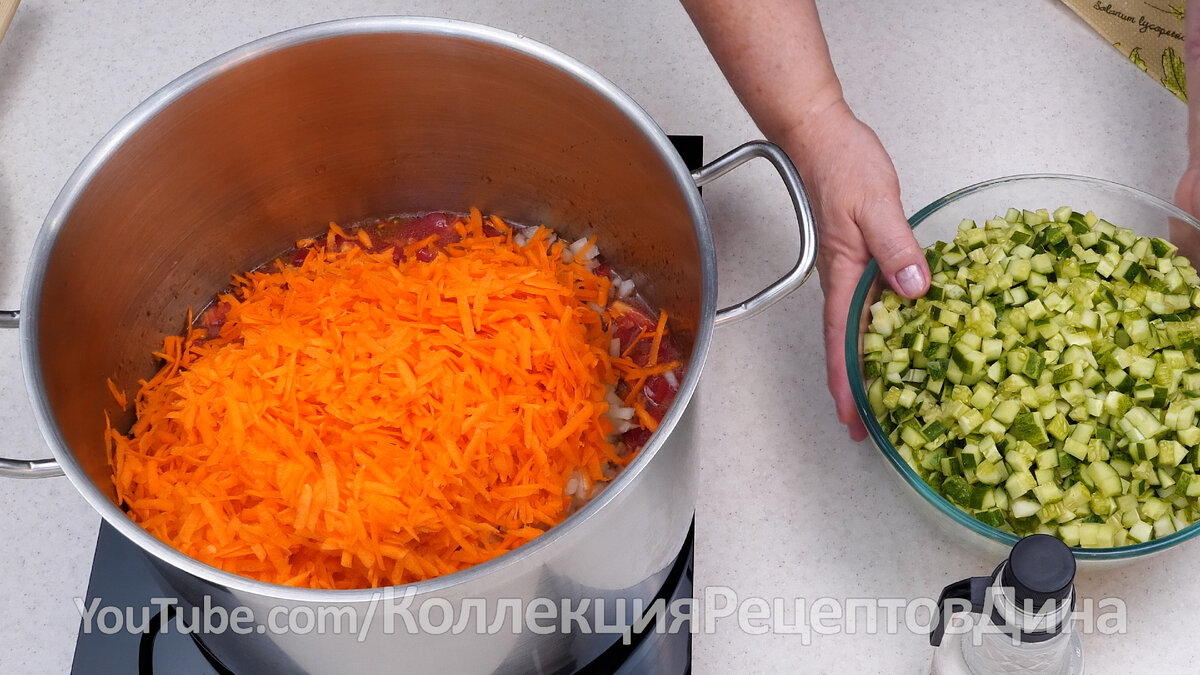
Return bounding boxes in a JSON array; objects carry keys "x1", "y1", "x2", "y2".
[{"x1": 929, "y1": 534, "x2": 1084, "y2": 674}]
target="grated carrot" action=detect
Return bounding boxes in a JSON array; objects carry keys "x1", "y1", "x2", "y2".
[
  {"x1": 107, "y1": 212, "x2": 677, "y2": 589},
  {"x1": 620, "y1": 326, "x2": 647, "y2": 358},
  {"x1": 106, "y1": 378, "x2": 128, "y2": 411},
  {"x1": 648, "y1": 309, "x2": 667, "y2": 367},
  {"x1": 633, "y1": 402, "x2": 659, "y2": 433}
]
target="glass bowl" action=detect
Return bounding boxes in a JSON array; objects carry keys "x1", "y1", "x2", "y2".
[{"x1": 846, "y1": 174, "x2": 1200, "y2": 563}]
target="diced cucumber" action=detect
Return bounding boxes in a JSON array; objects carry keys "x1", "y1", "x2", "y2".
[{"x1": 863, "y1": 207, "x2": 1200, "y2": 547}]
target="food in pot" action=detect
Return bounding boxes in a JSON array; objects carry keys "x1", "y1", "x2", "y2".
[
  {"x1": 105, "y1": 209, "x2": 683, "y2": 588},
  {"x1": 864, "y1": 206, "x2": 1200, "y2": 548}
]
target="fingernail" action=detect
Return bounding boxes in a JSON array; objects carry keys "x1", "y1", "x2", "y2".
[{"x1": 894, "y1": 264, "x2": 925, "y2": 297}]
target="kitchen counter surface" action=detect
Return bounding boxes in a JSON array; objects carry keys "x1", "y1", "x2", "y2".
[{"x1": 0, "y1": 1, "x2": 1191, "y2": 673}]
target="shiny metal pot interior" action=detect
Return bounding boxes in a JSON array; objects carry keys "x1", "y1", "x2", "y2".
[{"x1": 4, "y1": 17, "x2": 816, "y2": 674}]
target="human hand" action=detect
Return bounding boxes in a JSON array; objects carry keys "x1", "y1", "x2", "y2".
[
  {"x1": 1174, "y1": 164, "x2": 1200, "y2": 267},
  {"x1": 1174, "y1": 4, "x2": 1200, "y2": 271},
  {"x1": 781, "y1": 101, "x2": 929, "y2": 441}
]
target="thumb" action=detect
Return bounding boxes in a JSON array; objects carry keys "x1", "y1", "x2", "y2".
[
  {"x1": 1172, "y1": 166, "x2": 1200, "y2": 266},
  {"x1": 857, "y1": 194, "x2": 929, "y2": 299}
]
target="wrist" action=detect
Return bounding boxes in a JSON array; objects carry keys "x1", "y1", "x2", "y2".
[{"x1": 773, "y1": 94, "x2": 856, "y2": 176}]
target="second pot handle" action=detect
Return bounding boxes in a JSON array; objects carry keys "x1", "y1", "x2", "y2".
[
  {"x1": 692, "y1": 141, "x2": 818, "y2": 328},
  {"x1": 0, "y1": 310, "x2": 64, "y2": 479}
]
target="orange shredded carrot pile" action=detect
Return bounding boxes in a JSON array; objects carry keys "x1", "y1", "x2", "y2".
[{"x1": 107, "y1": 211, "x2": 679, "y2": 589}]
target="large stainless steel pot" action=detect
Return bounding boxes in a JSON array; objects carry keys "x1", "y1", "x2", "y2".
[{"x1": 2, "y1": 17, "x2": 816, "y2": 673}]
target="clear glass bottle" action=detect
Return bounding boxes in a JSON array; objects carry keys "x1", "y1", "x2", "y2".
[{"x1": 929, "y1": 535, "x2": 1084, "y2": 675}]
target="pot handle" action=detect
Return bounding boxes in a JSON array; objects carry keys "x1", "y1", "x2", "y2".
[
  {"x1": 0, "y1": 310, "x2": 64, "y2": 479},
  {"x1": 692, "y1": 141, "x2": 818, "y2": 327}
]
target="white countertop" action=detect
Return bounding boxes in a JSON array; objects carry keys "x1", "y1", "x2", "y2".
[{"x1": 0, "y1": 1, "x2": 1192, "y2": 673}]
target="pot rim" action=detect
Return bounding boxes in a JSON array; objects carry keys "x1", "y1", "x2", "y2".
[{"x1": 20, "y1": 16, "x2": 717, "y2": 601}]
